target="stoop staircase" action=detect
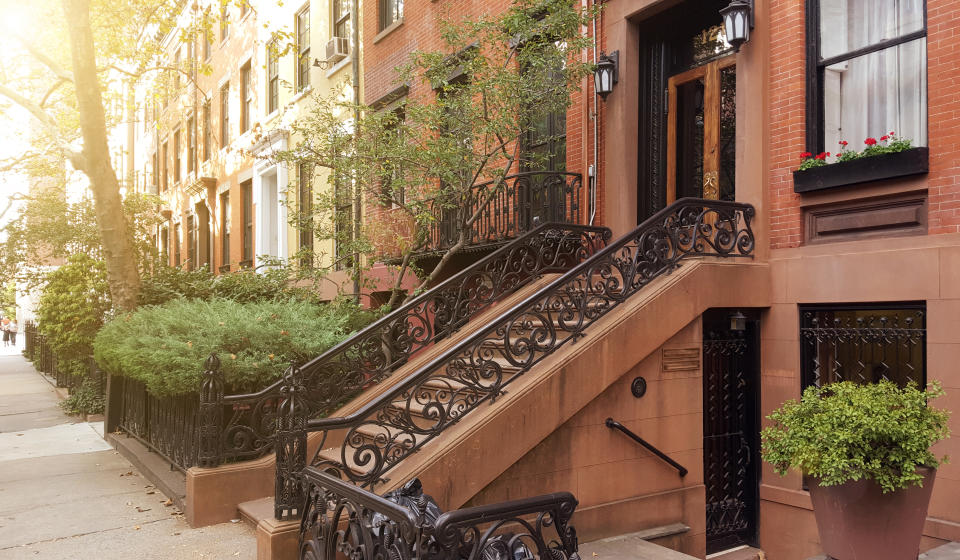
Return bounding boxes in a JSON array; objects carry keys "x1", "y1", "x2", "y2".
[{"x1": 248, "y1": 199, "x2": 766, "y2": 560}]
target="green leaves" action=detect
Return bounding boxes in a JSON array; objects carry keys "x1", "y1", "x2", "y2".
[
  {"x1": 36, "y1": 253, "x2": 112, "y2": 360},
  {"x1": 93, "y1": 298, "x2": 376, "y2": 397},
  {"x1": 761, "y1": 380, "x2": 951, "y2": 493}
]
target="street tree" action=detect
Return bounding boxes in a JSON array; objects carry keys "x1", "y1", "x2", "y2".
[{"x1": 276, "y1": 0, "x2": 596, "y2": 308}]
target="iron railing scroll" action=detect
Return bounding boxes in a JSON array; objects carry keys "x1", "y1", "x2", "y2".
[
  {"x1": 209, "y1": 223, "x2": 609, "y2": 470},
  {"x1": 299, "y1": 467, "x2": 581, "y2": 560},
  {"x1": 197, "y1": 354, "x2": 225, "y2": 468},
  {"x1": 605, "y1": 418, "x2": 688, "y2": 477},
  {"x1": 282, "y1": 199, "x2": 753, "y2": 515},
  {"x1": 429, "y1": 171, "x2": 584, "y2": 253}
]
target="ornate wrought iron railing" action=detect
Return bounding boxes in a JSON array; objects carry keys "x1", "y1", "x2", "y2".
[
  {"x1": 428, "y1": 171, "x2": 584, "y2": 253},
  {"x1": 195, "y1": 223, "x2": 610, "y2": 468},
  {"x1": 274, "y1": 198, "x2": 754, "y2": 518},
  {"x1": 605, "y1": 418, "x2": 688, "y2": 477},
  {"x1": 114, "y1": 375, "x2": 202, "y2": 471},
  {"x1": 299, "y1": 467, "x2": 580, "y2": 560}
]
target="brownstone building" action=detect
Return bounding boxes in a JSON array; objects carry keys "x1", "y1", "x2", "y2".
[{"x1": 352, "y1": 0, "x2": 960, "y2": 558}]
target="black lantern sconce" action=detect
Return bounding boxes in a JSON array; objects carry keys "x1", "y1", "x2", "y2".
[
  {"x1": 593, "y1": 50, "x2": 619, "y2": 100},
  {"x1": 720, "y1": 0, "x2": 754, "y2": 52},
  {"x1": 729, "y1": 310, "x2": 748, "y2": 332}
]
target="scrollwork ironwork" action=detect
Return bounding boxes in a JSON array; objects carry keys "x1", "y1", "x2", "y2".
[
  {"x1": 298, "y1": 467, "x2": 580, "y2": 560},
  {"x1": 217, "y1": 223, "x2": 608, "y2": 469},
  {"x1": 293, "y1": 199, "x2": 754, "y2": 498}
]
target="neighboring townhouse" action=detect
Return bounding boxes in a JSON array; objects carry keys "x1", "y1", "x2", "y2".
[{"x1": 130, "y1": 0, "x2": 361, "y2": 296}]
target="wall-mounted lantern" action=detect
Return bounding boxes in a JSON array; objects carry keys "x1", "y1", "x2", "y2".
[
  {"x1": 729, "y1": 310, "x2": 748, "y2": 332},
  {"x1": 720, "y1": 0, "x2": 754, "y2": 52},
  {"x1": 593, "y1": 51, "x2": 619, "y2": 100}
]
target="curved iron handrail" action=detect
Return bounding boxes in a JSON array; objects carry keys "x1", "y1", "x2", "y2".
[
  {"x1": 299, "y1": 466, "x2": 580, "y2": 560},
  {"x1": 274, "y1": 198, "x2": 753, "y2": 516},
  {"x1": 201, "y1": 222, "x2": 610, "y2": 466},
  {"x1": 605, "y1": 418, "x2": 688, "y2": 477}
]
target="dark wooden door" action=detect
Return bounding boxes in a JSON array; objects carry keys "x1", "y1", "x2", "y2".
[{"x1": 702, "y1": 310, "x2": 759, "y2": 554}]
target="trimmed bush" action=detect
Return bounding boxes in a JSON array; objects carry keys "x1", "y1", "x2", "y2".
[
  {"x1": 137, "y1": 265, "x2": 320, "y2": 306},
  {"x1": 94, "y1": 298, "x2": 377, "y2": 397}
]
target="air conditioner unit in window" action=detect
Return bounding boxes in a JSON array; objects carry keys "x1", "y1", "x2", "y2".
[{"x1": 326, "y1": 37, "x2": 350, "y2": 64}]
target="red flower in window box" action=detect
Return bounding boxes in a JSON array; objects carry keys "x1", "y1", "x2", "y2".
[
  {"x1": 865, "y1": 137, "x2": 878, "y2": 146},
  {"x1": 800, "y1": 152, "x2": 813, "y2": 159}
]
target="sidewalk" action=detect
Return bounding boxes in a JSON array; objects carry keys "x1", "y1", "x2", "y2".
[{"x1": 0, "y1": 346, "x2": 257, "y2": 559}]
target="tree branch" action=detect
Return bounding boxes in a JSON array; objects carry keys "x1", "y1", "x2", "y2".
[
  {"x1": 14, "y1": 34, "x2": 74, "y2": 82},
  {"x1": 0, "y1": 83, "x2": 86, "y2": 170}
]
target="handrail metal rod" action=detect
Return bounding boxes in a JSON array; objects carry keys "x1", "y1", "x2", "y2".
[{"x1": 605, "y1": 417, "x2": 688, "y2": 477}]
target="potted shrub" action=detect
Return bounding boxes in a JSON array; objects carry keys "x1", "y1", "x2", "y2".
[{"x1": 761, "y1": 381, "x2": 950, "y2": 560}]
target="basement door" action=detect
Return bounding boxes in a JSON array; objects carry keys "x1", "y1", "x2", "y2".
[{"x1": 702, "y1": 310, "x2": 759, "y2": 554}]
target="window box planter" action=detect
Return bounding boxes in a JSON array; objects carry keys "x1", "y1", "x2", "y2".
[{"x1": 793, "y1": 147, "x2": 928, "y2": 193}]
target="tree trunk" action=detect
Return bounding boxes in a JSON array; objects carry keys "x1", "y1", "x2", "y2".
[{"x1": 62, "y1": 0, "x2": 141, "y2": 310}]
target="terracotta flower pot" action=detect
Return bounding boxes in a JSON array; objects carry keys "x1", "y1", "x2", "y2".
[{"x1": 808, "y1": 467, "x2": 936, "y2": 560}]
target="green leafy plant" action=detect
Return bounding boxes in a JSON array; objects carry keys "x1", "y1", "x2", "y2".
[
  {"x1": 137, "y1": 264, "x2": 326, "y2": 306},
  {"x1": 36, "y1": 253, "x2": 112, "y2": 361},
  {"x1": 93, "y1": 298, "x2": 378, "y2": 397},
  {"x1": 761, "y1": 380, "x2": 951, "y2": 493},
  {"x1": 59, "y1": 378, "x2": 105, "y2": 416}
]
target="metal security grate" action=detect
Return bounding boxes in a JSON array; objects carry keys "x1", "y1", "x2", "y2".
[{"x1": 800, "y1": 304, "x2": 926, "y2": 389}]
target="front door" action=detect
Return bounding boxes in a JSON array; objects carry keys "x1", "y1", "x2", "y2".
[
  {"x1": 666, "y1": 56, "x2": 737, "y2": 204},
  {"x1": 702, "y1": 310, "x2": 759, "y2": 554}
]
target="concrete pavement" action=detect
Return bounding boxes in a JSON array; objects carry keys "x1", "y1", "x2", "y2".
[{"x1": 0, "y1": 345, "x2": 257, "y2": 559}]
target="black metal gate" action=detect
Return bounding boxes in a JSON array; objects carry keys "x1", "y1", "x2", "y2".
[{"x1": 702, "y1": 311, "x2": 759, "y2": 554}]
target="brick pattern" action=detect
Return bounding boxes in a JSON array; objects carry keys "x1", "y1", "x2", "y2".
[
  {"x1": 362, "y1": 0, "x2": 597, "y2": 241},
  {"x1": 768, "y1": 0, "x2": 960, "y2": 247}
]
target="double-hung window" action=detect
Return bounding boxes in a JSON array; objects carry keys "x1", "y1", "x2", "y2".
[
  {"x1": 296, "y1": 6, "x2": 311, "y2": 92},
  {"x1": 807, "y1": 0, "x2": 927, "y2": 153},
  {"x1": 378, "y1": 0, "x2": 402, "y2": 32},
  {"x1": 220, "y1": 83, "x2": 230, "y2": 148},
  {"x1": 241, "y1": 62, "x2": 252, "y2": 133},
  {"x1": 333, "y1": 0, "x2": 350, "y2": 40},
  {"x1": 267, "y1": 41, "x2": 279, "y2": 114}
]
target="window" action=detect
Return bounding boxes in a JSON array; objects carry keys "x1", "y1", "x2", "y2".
[
  {"x1": 800, "y1": 303, "x2": 926, "y2": 389},
  {"x1": 298, "y1": 164, "x2": 314, "y2": 267},
  {"x1": 220, "y1": 3, "x2": 229, "y2": 42},
  {"x1": 173, "y1": 129, "x2": 181, "y2": 183},
  {"x1": 174, "y1": 222, "x2": 182, "y2": 267},
  {"x1": 160, "y1": 225, "x2": 169, "y2": 264},
  {"x1": 173, "y1": 48, "x2": 181, "y2": 91},
  {"x1": 241, "y1": 62, "x2": 252, "y2": 133},
  {"x1": 807, "y1": 0, "x2": 927, "y2": 154},
  {"x1": 187, "y1": 115, "x2": 196, "y2": 175},
  {"x1": 151, "y1": 151, "x2": 159, "y2": 193},
  {"x1": 186, "y1": 213, "x2": 196, "y2": 270},
  {"x1": 296, "y1": 5, "x2": 311, "y2": 91},
  {"x1": 378, "y1": 0, "x2": 402, "y2": 32},
  {"x1": 220, "y1": 83, "x2": 230, "y2": 148},
  {"x1": 379, "y1": 105, "x2": 405, "y2": 206},
  {"x1": 203, "y1": 102, "x2": 211, "y2": 161},
  {"x1": 334, "y1": 170, "x2": 352, "y2": 271},
  {"x1": 221, "y1": 191, "x2": 231, "y2": 268},
  {"x1": 203, "y1": 8, "x2": 212, "y2": 59},
  {"x1": 161, "y1": 140, "x2": 168, "y2": 192},
  {"x1": 333, "y1": 0, "x2": 350, "y2": 39},
  {"x1": 188, "y1": 39, "x2": 196, "y2": 82},
  {"x1": 242, "y1": 180, "x2": 253, "y2": 264},
  {"x1": 267, "y1": 42, "x2": 279, "y2": 114}
]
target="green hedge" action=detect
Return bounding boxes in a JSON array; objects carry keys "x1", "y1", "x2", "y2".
[{"x1": 94, "y1": 298, "x2": 377, "y2": 397}]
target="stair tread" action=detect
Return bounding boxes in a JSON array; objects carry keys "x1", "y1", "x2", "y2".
[
  {"x1": 237, "y1": 496, "x2": 274, "y2": 528},
  {"x1": 580, "y1": 529, "x2": 699, "y2": 560}
]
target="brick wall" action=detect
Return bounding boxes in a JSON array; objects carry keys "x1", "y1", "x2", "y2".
[{"x1": 768, "y1": 0, "x2": 960, "y2": 247}]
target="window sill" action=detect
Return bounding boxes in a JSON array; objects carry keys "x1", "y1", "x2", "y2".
[
  {"x1": 793, "y1": 147, "x2": 929, "y2": 194},
  {"x1": 289, "y1": 85, "x2": 313, "y2": 105},
  {"x1": 373, "y1": 19, "x2": 403, "y2": 44},
  {"x1": 325, "y1": 56, "x2": 352, "y2": 78}
]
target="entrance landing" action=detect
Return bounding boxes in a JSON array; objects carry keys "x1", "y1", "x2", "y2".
[{"x1": 581, "y1": 531, "x2": 699, "y2": 560}]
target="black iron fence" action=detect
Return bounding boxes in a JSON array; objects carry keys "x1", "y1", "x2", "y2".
[
  {"x1": 428, "y1": 171, "x2": 584, "y2": 253},
  {"x1": 22, "y1": 322, "x2": 105, "y2": 396},
  {"x1": 299, "y1": 467, "x2": 581, "y2": 560},
  {"x1": 275, "y1": 198, "x2": 755, "y2": 518}
]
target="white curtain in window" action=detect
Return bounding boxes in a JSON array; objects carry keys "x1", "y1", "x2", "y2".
[{"x1": 821, "y1": 0, "x2": 926, "y2": 149}]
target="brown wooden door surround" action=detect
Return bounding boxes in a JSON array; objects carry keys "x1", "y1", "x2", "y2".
[{"x1": 666, "y1": 56, "x2": 737, "y2": 205}]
